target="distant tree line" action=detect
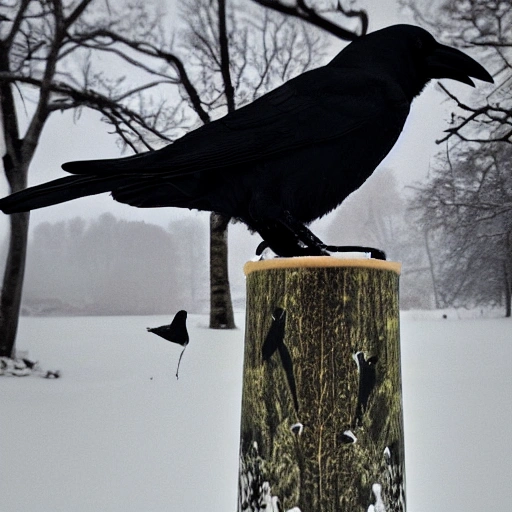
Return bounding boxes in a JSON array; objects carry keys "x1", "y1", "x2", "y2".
[
  {"x1": 20, "y1": 213, "x2": 210, "y2": 316},
  {"x1": 328, "y1": 161, "x2": 510, "y2": 316},
  {"x1": 410, "y1": 143, "x2": 512, "y2": 316},
  {"x1": 401, "y1": 0, "x2": 512, "y2": 317},
  {"x1": 17, "y1": 167, "x2": 510, "y2": 316},
  {"x1": 326, "y1": 170, "x2": 437, "y2": 311}
]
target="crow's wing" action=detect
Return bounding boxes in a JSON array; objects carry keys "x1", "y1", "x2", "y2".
[{"x1": 63, "y1": 66, "x2": 409, "y2": 177}]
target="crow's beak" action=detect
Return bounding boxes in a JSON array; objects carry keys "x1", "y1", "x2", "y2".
[{"x1": 427, "y1": 44, "x2": 494, "y2": 86}]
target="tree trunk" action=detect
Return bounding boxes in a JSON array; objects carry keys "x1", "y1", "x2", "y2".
[
  {"x1": 0, "y1": 153, "x2": 30, "y2": 358},
  {"x1": 423, "y1": 228, "x2": 440, "y2": 309},
  {"x1": 0, "y1": 57, "x2": 31, "y2": 357},
  {"x1": 504, "y1": 262, "x2": 511, "y2": 319},
  {"x1": 0, "y1": 210, "x2": 30, "y2": 357},
  {"x1": 209, "y1": 212, "x2": 235, "y2": 329},
  {"x1": 208, "y1": 0, "x2": 236, "y2": 330},
  {"x1": 238, "y1": 257, "x2": 405, "y2": 512},
  {"x1": 505, "y1": 233, "x2": 512, "y2": 318}
]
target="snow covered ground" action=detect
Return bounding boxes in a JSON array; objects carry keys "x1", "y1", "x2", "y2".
[{"x1": 1, "y1": 312, "x2": 510, "y2": 512}]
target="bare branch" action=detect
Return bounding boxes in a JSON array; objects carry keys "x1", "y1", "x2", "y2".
[
  {"x1": 65, "y1": 0, "x2": 95, "y2": 27},
  {"x1": 2, "y1": 0, "x2": 32, "y2": 49},
  {"x1": 217, "y1": 0, "x2": 235, "y2": 112},
  {"x1": 250, "y1": 0, "x2": 367, "y2": 40},
  {"x1": 63, "y1": 27, "x2": 210, "y2": 124},
  {"x1": 403, "y1": 0, "x2": 510, "y2": 148},
  {"x1": 436, "y1": 83, "x2": 512, "y2": 144}
]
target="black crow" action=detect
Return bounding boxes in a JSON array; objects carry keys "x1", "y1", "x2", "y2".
[
  {"x1": 147, "y1": 310, "x2": 189, "y2": 378},
  {"x1": 0, "y1": 25, "x2": 493, "y2": 256}
]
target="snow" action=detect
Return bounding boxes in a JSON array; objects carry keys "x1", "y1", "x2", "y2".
[
  {"x1": 1, "y1": 312, "x2": 511, "y2": 511},
  {"x1": 400, "y1": 313, "x2": 512, "y2": 512},
  {"x1": 368, "y1": 483, "x2": 386, "y2": 512}
]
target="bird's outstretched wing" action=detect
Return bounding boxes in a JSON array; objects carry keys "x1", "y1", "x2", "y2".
[{"x1": 62, "y1": 66, "x2": 406, "y2": 177}]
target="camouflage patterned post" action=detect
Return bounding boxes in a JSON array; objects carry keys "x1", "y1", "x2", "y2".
[{"x1": 238, "y1": 257, "x2": 405, "y2": 512}]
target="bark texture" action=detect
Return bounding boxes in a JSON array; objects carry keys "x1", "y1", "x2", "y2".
[
  {"x1": 209, "y1": 212, "x2": 235, "y2": 329},
  {"x1": 238, "y1": 258, "x2": 405, "y2": 512},
  {"x1": 0, "y1": 210, "x2": 29, "y2": 357}
]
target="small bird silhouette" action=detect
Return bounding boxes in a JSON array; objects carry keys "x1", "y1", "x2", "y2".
[
  {"x1": 261, "y1": 307, "x2": 287, "y2": 360},
  {"x1": 147, "y1": 310, "x2": 189, "y2": 379},
  {"x1": 353, "y1": 351, "x2": 378, "y2": 427},
  {"x1": 262, "y1": 308, "x2": 299, "y2": 413}
]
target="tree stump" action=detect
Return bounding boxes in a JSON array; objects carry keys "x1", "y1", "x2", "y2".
[{"x1": 238, "y1": 257, "x2": 405, "y2": 512}]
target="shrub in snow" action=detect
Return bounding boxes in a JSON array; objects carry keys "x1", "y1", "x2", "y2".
[
  {"x1": 0, "y1": 354, "x2": 60, "y2": 378},
  {"x1": 238, "y1": 441, "x2": 301, "y2": 512}
]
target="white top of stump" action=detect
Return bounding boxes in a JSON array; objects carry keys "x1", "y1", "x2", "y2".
[{"x1": 244, "y1": 256, "x2": 401, "y2": 276}]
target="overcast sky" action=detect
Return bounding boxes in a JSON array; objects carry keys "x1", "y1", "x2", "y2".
[{"x1": 0, "y1": 0, "x2": 477, "y2": 254}]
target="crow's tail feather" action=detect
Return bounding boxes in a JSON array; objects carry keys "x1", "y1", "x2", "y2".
[{"x1": 0, "y1": 174, "x2": 129, "y2": 214}]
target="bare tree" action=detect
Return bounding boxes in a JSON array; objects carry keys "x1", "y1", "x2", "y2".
[
  {"x1": 87, "y1": 0, "x2": 369, "y2": 331},
  {"x1": 410, "y1": 142, "x2": 512, "y2": 316},
  {"x1": 400, "y1": 0, "x2": 512, "y2": 315},
  {"x1": 0, "y1": 0, "x2": 207, "y2": 357},
  {"x1": 401, "y1": 0, "x2": 510, "y2": 144}
]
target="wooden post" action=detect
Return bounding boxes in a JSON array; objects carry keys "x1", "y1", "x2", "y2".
[{"x1": 238, "y1": 257, "x2": 405, "y2": 512}]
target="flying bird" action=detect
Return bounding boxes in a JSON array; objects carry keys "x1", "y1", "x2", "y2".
[
  {"x1": 147, "y1": 310, "x2": 189, "y2": 378},
  {"x1": 0, "y1": 25, "x2": 493, "y2": 257}
]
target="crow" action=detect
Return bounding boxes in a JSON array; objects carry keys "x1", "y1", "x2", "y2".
[{"x1": 0, "y1": 25, "x2": 493, "y2": 257}]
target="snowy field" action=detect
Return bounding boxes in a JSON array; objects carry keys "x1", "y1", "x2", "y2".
[{"x1": 1, "y1": 312, "x2": 510, "y2": 512}]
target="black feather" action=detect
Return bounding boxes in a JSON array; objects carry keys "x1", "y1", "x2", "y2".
[{"x1": 147, "y1": 310, "x2": 189, "y2": 345}]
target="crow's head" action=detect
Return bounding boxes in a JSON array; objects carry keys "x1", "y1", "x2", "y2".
[{"x1": 331, "y1": 24, "x2": 493, "y2": 100}]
